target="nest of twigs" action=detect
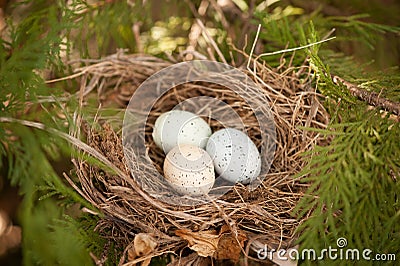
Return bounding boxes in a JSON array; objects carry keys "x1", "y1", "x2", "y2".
[{"x1": 67, "y1": 50, "x2": 329, "y2": 265}]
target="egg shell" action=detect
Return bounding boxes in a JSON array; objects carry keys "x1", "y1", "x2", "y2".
[
  {"x1": 152, "y1": 110, "x2": 212, "y2": 154},
  {"x1": 206, "y1": 128, "x2": 261, "y2": 184},
  {"x1": 164, "y1": 144, "x2": 215, "y2": 196}
]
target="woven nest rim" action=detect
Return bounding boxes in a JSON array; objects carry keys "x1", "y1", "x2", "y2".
[{"x1": 67, "y1": 51, "x2": 330, "y2": 264}]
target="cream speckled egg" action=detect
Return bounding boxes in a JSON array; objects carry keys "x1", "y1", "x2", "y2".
[
  {"x1": 206, "y1": 128, "x2": 261, "y2": 184},
  {"x1": 164, "y1": 144, "x2": 215, "y2": 196},
  {"x1": 152, "y1": 110, "x2": 212, "y2": 154}
]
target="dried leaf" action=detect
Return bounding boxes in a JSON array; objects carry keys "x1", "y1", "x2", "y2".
[
  {"x1": 133, "y1": 233, "x2": 157, "y2": 257},
  {"x1": 214, "y1": 225, "x2": 247, "y2": 262},
  {"x1": 175, "y1": 229, "x2": 220, "y2": 257},
  {"x1": 128, "y1": 233, "x2": 158, "y2": 263},
  {"x1": 176, "y1": 226, "x2": 247, "y2": 261}
]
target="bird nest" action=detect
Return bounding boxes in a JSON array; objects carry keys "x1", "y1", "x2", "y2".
[{"x1": 67, "y1": 51, "x2": 329, "y2": 265}]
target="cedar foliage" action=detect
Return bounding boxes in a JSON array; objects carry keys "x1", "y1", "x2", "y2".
[
  {"x1": 0, "y1": 0, "x2": 102, "y2": 265},
  {"x1": 257, "y1": 6, "x2": 400, "y2": 263},
  {"x1": 0, "y1": 0, "x2": 399, "y2": 265}
]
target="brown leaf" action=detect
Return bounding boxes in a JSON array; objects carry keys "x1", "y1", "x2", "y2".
[
  {"x1": 133, "y1": 233, "x2": 157, "y2": 257},
  {"x1": 128, "y1": 233, "x2": 158, "y2": 263},
  {"x1": 175, "y1": 226, "x2": 247, "y2": 261},
  {"x1": 175, "y1": 229, "x2": 220, "y2": 257},
  {"x1": 215, "y1": 225, "x2": 247, "y2": 262}
]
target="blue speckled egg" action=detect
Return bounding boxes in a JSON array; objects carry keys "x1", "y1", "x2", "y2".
[
  {"x1": 152, "y1": 110, "x2": 212, "y2": 154},
  {"x1": 206, "y1": 128, "x2": 261, "y2": 184}
]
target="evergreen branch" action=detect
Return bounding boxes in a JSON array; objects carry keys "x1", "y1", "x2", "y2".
[
  {"x1": 295, "y1": 113, "x2": 400, "y2": 257},
  {"x1": 332, "y1": 75, "x2": 400, "y2": 116}
]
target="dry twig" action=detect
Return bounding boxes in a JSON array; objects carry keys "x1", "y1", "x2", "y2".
[{"x1": 332, "y1": 75, "x2": 400, "y2": 116}]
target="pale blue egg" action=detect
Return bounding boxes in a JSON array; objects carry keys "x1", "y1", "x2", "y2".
[
  {"x1": 206, "y1": 128, "x2": 261, "y2": 184},
  {"x1": 152, "y1": 110, "x2": 212, "y2": 154}
]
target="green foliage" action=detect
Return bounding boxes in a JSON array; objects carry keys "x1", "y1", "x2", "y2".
[
  {"x1": 0, "y1": 0, "x2": 72, "y2": 115},
  {"x1": 51, "y1": 214, "x2": 119, "y2": 266},
  {"x1": 21, "y1": 198, "x2": 94, "y2": 266},
  {"x1": 73, "y1": 1, "x2": 139, "y2": 57},
  {"x1": 254, "y1": 3, "x2": 400, "y2": 264},
  {"x1": 142, "y1": 16, "x2": 192, "y2": 56},
  {"x1": 0, "y1": 121, "x2": 99, "y2": 265},
  {"x1": 295, "y1": 108, "x2": 400, "y2": 264},
  {"x1": 0, "y1": 1, "x2": 102, "y2": 265},
  {"x1": 265, "y1": 9, "x2": 400, "y2": 266},
  {"x1": 70, "y1": 0, "x2": 194, "y2": 58},
  {"x1": 254, "y1": 14, "x2": 306, "y2": 66},
  {"x1": 254, "y1": 2, "x2": 400, "y2": 71}
]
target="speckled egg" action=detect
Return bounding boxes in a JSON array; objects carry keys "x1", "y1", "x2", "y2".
[
  {"x1": 206, "y1": 128, "x2": 261, "y2": 184},
  {"x1": 152, "y1": 110, "x2": 212, "y2": 154},
  {"x1": 164, "y1": 144, "x2": 215, "y2": 196}
]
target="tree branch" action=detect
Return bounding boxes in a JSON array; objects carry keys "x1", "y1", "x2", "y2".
[{"x1": 332, "y1": 75, "x2": 400, "y2": 116}]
